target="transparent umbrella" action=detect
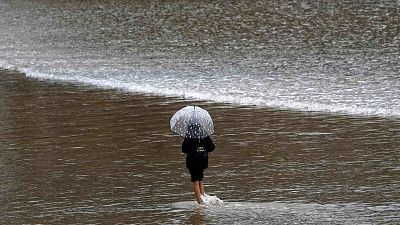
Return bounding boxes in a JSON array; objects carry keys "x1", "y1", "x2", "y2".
[{"x1": 170, "y1": 106, "x2": 214, "y2": 139}]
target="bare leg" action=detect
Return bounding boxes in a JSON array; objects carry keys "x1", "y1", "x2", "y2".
[
  {"x1": 193, "y1": 181, "x2": 202, "y2": 204},
  {"x1": 199, "y1": 181, "x2": 205, "y2": 195}
]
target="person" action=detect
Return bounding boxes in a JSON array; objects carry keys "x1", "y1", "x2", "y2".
[{"x1": 182, "y1": 124, "x2": 215, "y2": 204}]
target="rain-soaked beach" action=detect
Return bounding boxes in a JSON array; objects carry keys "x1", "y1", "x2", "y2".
[
  {"x1": 0, "y1": 70, "x2": 399, "y2": 224},
  {"x1": 1, "y1": 0, "x2": 400, "y2": 223}
]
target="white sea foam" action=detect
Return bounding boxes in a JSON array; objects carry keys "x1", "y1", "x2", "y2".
[
  {"x1": 1, "y1": 63, "x2": 399, "y2": 118},
  {"x1": 200, "y1": 194, "x2": 224, "y2": 207},
  {"x1": 1, "y1": 1, "x2": 399, "y2": 118}
]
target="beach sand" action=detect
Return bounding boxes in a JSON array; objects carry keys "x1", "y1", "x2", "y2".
[{"x1": 0, "y1": 69, "x2": 399, "y2": 224}]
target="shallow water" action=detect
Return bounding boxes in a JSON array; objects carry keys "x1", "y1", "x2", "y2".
[
  {"x1": 169, "y1": 201, "x2": 399, "y2": 224},
  {"x1": 0, "y1": 71, "x2": 399, "y2": 224}
]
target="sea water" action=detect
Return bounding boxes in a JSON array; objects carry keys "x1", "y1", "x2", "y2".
[
  {"x1": 169, "y1": 200, "x2": 400, "y2": 224},
  {"x1": 0, "y1": 0, "x2": 399, "y2": 117}
]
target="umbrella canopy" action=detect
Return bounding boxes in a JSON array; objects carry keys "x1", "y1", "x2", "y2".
[{"x1": 170, "y1": 106, "x2": 214, "y2": 139}]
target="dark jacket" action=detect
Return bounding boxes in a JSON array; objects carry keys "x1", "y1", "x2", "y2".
[{"x1": 182, "y1": 136, "x2": 215, "y2": 170}]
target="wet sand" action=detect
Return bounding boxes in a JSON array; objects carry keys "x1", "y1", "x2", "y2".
[{"x1": 0, "y1": 69, "x2": 399, "y2": 224}]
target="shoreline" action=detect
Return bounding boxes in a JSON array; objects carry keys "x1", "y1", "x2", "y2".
[{"x1": 2, "y1": 68, "x2": 398, "y2": 120}]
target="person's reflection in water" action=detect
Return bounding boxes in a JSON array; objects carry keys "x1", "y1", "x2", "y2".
[{"x1": 188, "y1": 206, "x2": 205, "y2": 225}]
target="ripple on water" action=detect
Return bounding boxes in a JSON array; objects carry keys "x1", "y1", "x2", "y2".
[{"x1": 167, "y1": 200, "x2": 400, "y2": 224}]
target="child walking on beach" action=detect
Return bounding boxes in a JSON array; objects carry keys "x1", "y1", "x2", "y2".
[
  {"x1": 182, "y1": 134, "x2": 215, "y2": 204},
  {"x1": 170, "y1": 105, "x2": 216, "y2": 204}
]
